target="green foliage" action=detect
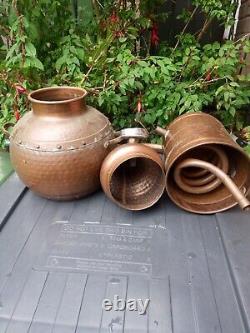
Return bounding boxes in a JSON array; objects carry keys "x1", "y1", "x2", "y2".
[
  {"x1": 244, "y1": 145, "x2": 250, "y2": 156},
  {"x1": 192, "y1": 0, "x2": 236, "y2": 25},
  {"x1": 0, "y1": 0, "x2": 249, "y2": 148},
  {"x1": 87, "y1": 39, "x2": 250, "y2": 131}
]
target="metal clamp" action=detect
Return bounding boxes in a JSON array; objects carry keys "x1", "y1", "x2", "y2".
[{"x1": 105, "y1": 128, "x2": 149, "y2": 147}]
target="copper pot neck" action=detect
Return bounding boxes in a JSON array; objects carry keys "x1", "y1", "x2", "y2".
[{"x1": 28, "y1": 86, "x2": 87, "y2": 117}]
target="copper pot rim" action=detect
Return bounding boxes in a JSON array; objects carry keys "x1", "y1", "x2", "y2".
[
  {"x1": 28, "y1": 86, "x2": 88, "y2": 105},
  {"x1": 167, "y1": 185, "x2": 250, "y2": 214},
  {"x1": 100, "y1": 143, "x2": 166, "y2": 211},
  {"x1": 103, "y1": 143, "x2": 165, "y2": 172},
  {"x1": 167, "y1": 192, "x2": 239, "y2": 215},
  {"x1": 166, "y1": 112, "x2": 222, "y2": 128}
]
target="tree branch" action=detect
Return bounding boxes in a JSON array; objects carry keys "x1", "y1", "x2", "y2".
[
  {"x1": 173, "y1": 6, "x2": 198, "y2": 52},
  {"x1": 197, "y1": 17, "x2": 213, "y2": 42}
]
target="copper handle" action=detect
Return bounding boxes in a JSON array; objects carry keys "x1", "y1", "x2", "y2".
[
  {"x1": 1, "y1": 122, "x2": 14, "y2": 139},
  {"x1": 1, "y1": 122, "x2": 15, "y2": 149}
]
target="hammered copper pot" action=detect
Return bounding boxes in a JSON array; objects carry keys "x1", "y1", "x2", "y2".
[
  {"x1": 100, "y1": 128, "x2": 166, "y2": 210},
  {"x1": 158, "y1": 112, "x2": 250, "y2": 214},
  {"x1": 10, "y1": 86, "x2": 113, "y2": 200}
]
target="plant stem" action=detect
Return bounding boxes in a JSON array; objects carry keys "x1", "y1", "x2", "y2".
[
  {"x1": 91, "y1": 0, "x2": 100, "y2": 20},
  {"x1": 81, "y1": 51, "x2": 104, "y2": 84},
  {"x1": 188, "y1": 76, "x2": 227, "y2": 89},
  {"x1": 173, "y1": 6, "x2": 198, "y2": 52},
  {"x1": 81, "y1": 33, "x2": 114, "y2": 84},
  {"x1": 197, "y1": 17, "x2": 213, "y2": 42}
]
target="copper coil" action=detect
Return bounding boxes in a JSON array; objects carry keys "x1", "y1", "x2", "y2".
[
  {"x1": 161, "y1": 112, "x2": 250, "y2": 214},
  {"x1": 172, "y1": 145, "x2": 249, "y2": 211},
  {"x1": 173, "y1": 146, "x2": 229, "y2": 194}
]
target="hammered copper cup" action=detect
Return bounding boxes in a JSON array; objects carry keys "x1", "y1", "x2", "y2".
[
  {"x1": 10, "y1": 86, "x2": 113, "y2": 200},
  {"x1": 159, "y1": 112, "x2": 250, "y2": 214},
  {"x1": 100, "y1": 129, "x2": 165, "y2": 210}
]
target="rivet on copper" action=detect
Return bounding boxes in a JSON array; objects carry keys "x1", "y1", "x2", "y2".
[{"x1": 9, "y1": 86, "x2": 113, "y2": 200}]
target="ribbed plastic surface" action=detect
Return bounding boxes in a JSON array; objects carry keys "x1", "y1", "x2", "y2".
[
  {"x1": 0, "y1": 174, "x2": 249, "y2": 333},
  {"x1": 0, "y1": 152, "x2": 13, "y2": 185}
]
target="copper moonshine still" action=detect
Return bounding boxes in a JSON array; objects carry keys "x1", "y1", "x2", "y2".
[
  {"x1": 10, "y1": 86, "x2": 113, "y2": 200},
  {"x1": 100, "y1": 128, "x2": 166, "y2": 210},
  {"x1": 156, "y1": 112, "x2": 250, "y2": 214}
]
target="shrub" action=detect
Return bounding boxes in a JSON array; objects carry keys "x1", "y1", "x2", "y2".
[{"x1": 0, "y1": 0, "x2": 249, "y2": 148}]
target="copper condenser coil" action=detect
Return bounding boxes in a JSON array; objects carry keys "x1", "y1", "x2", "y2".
[
  {"x1": 157, "y1": 112, "x2": 250, "y2": 214},
  {"x1": 100, "y1": 128, "x2": 165, "y2": 210}
]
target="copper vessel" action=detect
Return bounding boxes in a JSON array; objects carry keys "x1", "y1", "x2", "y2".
[
  {"x1": 10, "y1": 86, "x2": 113, "y2": 200},
  {"x1": 157, "y1": 112, "x2": 250, "y2": 214},
  {"x1": 100, "y1": 128, "x2": 165, "y2": 210}
]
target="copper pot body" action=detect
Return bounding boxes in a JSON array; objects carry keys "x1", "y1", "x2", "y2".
[
  {"x1": 163, "y1": 112, "x2": 250, "y2": 214},
  {"x1": 10, "y1": 87, "x2": 113, "y2": 200},
  {"x1": 100, "y1": 143, "x2": 165, "y2": 210}
]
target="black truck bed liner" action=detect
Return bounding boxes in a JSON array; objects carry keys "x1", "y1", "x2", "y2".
[{"x1": 0, "y1": 173, "x2": 249, "y2": 333}]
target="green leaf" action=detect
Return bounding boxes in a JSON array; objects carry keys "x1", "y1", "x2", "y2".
[
  {"x1": 219, "y1": 48, "x2": 224, "y2": 57},
  {"x1": 55, "y1": 56, "x2": 67, "y2": 71},
  {"x1": 135, "y1": 81, "x2": 144, "y2": 90},
  {"x1": 229, "y1": 107, "x2": 236, "y2": 117},
  {"x1": 184, "y1": 99, "x2": 191, "y2": 108},
  {"x1": 179, "y1": 105, "x2": 186, "y2": 115},
  {"x1": 107, "y1": 58, "x2": 115, "y2": 63},
  {"x1": 224, "y1": 92, "x2": 230, "y2": 102},
  {"x1": 119, "y1": 37, "x2": 127, "y2": 43},
  {"x1": 25, "y1": 42, "x2": 37, "y2": 57},
  {"x1": 8, "y1": 7, "x2": 18, "y2": 25},
  {"x1": 229, "y1": 82, "x2": 240, "y2": 87},
  {"x1": 130, "y1": 77, "x2": 135, "y2": 86},
  {"x1": 98, "y1": 94, "x2": 104, "y2": 106},
  {"x1": 30, "y1": 57, "x2": 44, "y2": 70},
  {"x1": 29, "y1": 22, "x2": 39, "y2": 41},
  {"x1": 6, "y1": 44, "x2": 18, "y2": 60},
  {"x1": 23, "y1": 58, "x2": 31, "y2": 68},
  {"x1": 138, "y1": 61, "x2": 148, "y2": 67},
  {"x1": 76, "y1": 48, "x2": 85, "y2": 60}
]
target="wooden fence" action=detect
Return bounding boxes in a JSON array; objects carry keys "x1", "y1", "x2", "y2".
[{"x1": 236, "y1": 0, "x2": 250, "y2": 74}]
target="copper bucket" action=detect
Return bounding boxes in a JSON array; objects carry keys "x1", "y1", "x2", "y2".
[
  {"x1": 100, "y1": 128, "x2": 165, "y2": 210},
  {"x1": 157, "y1": 112, "x2": 250, "y2": 214}
]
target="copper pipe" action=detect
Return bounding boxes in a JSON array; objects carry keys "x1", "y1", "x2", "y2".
[
  {"x1": 143, "y1": 143, "x2": 164, "y2": 153},
  {"x1": 174, "y1": 146, "x2": 229, "y2": 194},
  {"x1": 155, "y1": 126, "x2": 169, "y2": 139},
  {"x1": 175, "y1": 158, "x2": 250, "y2": 211},
  {"x1": 161, "y1": 112, "x2": 250, "y2": 214}
]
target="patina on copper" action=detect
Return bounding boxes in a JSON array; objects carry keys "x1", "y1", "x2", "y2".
[
  {"x1": 10, "y1": 86, "x2": 113, "y2": 200},
  {"x1": 100, "y1": 128, "x2": 165, "y2": 210},
  {"x1": 157, "y1": 112, "x2": 250, "y2": 214}
]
